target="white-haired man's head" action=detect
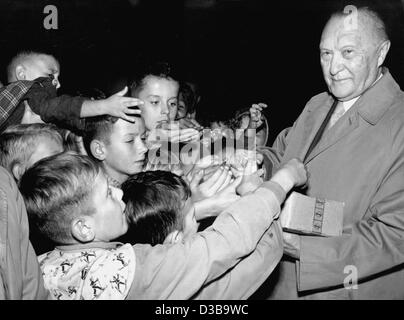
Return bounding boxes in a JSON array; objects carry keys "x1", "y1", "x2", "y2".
[{"x1": 319, "y1": 6, "x2": 390, "y2": 101}]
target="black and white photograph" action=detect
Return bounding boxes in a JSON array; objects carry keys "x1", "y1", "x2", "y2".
[{"x1": 1, "y1": 0, "x2": 404, "y2": 306}]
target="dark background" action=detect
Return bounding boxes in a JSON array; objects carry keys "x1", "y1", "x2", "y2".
[{"x1": 1, "y1": 0, "x2": 403, "y2": 144}]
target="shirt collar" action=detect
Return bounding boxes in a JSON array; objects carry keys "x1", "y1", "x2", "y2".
[
  {"x1": 341, "y1": 72, "x2": 384, "y2": 113},
  {"x1": 56, "y1": 241, "x2": 123, "y2": 252}
]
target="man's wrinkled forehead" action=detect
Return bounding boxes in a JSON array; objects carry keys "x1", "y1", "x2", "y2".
[{"x1": 320, "y1": 14, "x2": 373, "y2": 49}]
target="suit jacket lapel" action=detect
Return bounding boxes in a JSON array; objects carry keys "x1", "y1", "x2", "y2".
[
  {"x1": 304, "y1": 67, "x2": 398, "y2": 164},
  {"x1": 304, "y1": 107, "x2": 360, "y2": 164},
  {"x1": 299, "y1": 96, "x2": 334, "y2": 162}
]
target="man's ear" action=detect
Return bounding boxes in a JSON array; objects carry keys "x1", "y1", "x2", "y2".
[
  {"x1": 163, "y1": 230, "x2": 183, "y2": 245},
  {"x1": 377, "y1": 40, "x2": 391, "y2": 67},
  {"x1": 11, "y1": 163, "x2": 25, "y2": 182},
  {"x1": 15, "y1": 65, "x2": 27, "y2": 81},
  {"x1": 90, "y1": 139, "x2": 106, "y2": 161},
  {"x1": 71, "y1": 216, "x2": 95, "y2": 243}
]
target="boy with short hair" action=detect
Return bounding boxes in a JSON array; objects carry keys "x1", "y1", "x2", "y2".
[
  {"x1": 83, "y1": 115, "x2": 148, "y2": 187},
  {"x1": 1, "y1": 50, "x2": 143, "y2": 134},
  {"x1": 19, "y1": 152, "x2": 306, "y2": 300},
  {"x1": 7, "y1": 51, "x2": 61, "y2": 88},
  {"x1": 0, "y1": 123, "x2": 64, "y2": 181}
]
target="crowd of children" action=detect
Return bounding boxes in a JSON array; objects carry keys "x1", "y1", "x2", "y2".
[{"x1": 0, "y1": 50, "x2": 307, "y2": 300}]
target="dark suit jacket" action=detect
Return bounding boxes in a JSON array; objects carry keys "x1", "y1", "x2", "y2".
[{"x1": 258, "y1": 68, "x2": 404, "y2": 299}]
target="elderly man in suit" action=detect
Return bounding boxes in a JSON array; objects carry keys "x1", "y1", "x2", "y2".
[{"x1": 256, "y1": 5, "x2": 404, "y2": 299}]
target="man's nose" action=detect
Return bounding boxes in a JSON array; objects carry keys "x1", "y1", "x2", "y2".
[{"x1": 330, "y1": 54, "x2": 344, "y2": 76}]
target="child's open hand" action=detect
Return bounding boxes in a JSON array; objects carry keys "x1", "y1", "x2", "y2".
[
  {"x1": 103, "y1": 86, "x2": 144, "y2": 122},
  {"x1": 151, "y1": 121, "x2": 200, "y2": 143},
  {"x1": 248, "y1": 103, "x2": 267, "y2": 129},
  {"x1": 178, "y1": 117, "x2": 203, "y2": 130},
  {"x1": 193, "y1": 175, "x2": 242, "y2": 220},
  {"x1": 189, "y1": 165, "x2": 233, "y2": 202},
  {"x1": 236, "y1": 168, "x2": 265, "y2": 196}
]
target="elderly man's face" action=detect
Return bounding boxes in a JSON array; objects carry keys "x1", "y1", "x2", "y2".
[{"x1": 319, "y1": 15, "x2": 384, "y2": 101}]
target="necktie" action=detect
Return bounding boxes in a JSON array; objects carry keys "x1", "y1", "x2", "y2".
[
  {"x1": 304, "y1": 99, "x2": 338, "y2": 162},
  {"x1": 327, "y1": 101, "x2": 345, "y2": 129}
]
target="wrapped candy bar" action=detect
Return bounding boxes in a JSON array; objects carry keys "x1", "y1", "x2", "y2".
[{"x1": 280, "y1": 192, "x2": 344, "y2": 237}]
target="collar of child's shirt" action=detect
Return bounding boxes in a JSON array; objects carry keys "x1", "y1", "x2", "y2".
[{"x1": 55, "y1": 241, "x2": 124, "y2": 252}]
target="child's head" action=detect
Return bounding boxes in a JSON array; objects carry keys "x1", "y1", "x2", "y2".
[
  {"x1": 121, "y1": 170, "x2": 198, "y2": 246},
  {"x1": 232, "y1": 108, "x2": 269, "y2": 147},
  {"x1": 177, "y1": 82, "x2": 198, "y2": 120},
  {"x1": 83, "y1": 115, "x2": 148, "y2": 184},
  {"x1": 0, "y1": 123, "x2": 64, "y2": 181},
  {"x1": 19, "y1": 152, "x2": 127, "y2": 245},
  {"x1": 130, "y1": 62, "x2": 179, "y2": 131},
  {"x1": 7, "y1": 51, "x2": 61, "y2": 89}
]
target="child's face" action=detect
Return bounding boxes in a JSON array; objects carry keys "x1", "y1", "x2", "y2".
[
  {"x1": 136, "y1": 75, "x2": 179, "y2": 130},
  {"x1": 256, "y1": 126, "x2": 268, "y2": 147},
  {"x1": 104, "y1": 117, "x2": 148, "y2": 181},
  {"x1": 176, "y1": 93, "x2": 188, "y2": 120},
  {"x1": 90, "y1": 171, "x2": 128, "y2": 241},
  {"x1": 181, "y1": 197, "x2": 199, "y2": 240},
  {"x1": 27, "y1": 137, "x2": 63, "y2": 169},
  {"x1": 25, "y1": 55, "x2": 61, "y2": 89}
]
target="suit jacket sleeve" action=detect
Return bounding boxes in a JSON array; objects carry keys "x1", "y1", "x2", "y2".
[
  {"x1": 126, "y1": 182, "x2": 286, "y2": 299},
  {"x1": 297, "y1": 121, "x2": 404, "y2": 291}
]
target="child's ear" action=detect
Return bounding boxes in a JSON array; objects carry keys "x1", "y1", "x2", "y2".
[
  {"x1": 11, "y1": 163, "x2": 25, "y2": 182},
  {"x1": 71, "y1": 217, "x2": 95, "y2": 243},
  {"x1": 163, "y1": 230, "x2": 183, "y2": 245},
  {"x1": 90, "y1": 140, "x2": 106, "y2": 161},
  {"x1": 15, "y1": 65, "x2": 27, "y2": 81}
]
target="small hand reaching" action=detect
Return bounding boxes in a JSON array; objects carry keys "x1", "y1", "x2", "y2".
[
  {"x1": 102, "y1": 86, "x2": 144, "y2": 123},
  {"x1": 248, "y1": 103, "x2": 268, "y2": 129},
  {"x1": 190, "y1": 165, "x2": 233, "y2": 202},
  {"x1": 270, "y1": 158, "x2": 307, "y2": 193}
]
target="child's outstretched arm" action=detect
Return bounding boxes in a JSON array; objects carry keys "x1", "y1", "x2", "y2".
[
  {"x1": 193, "y1": 221, "x2": 283, "y2": 299},
  {"x1": 126, "y1": 179, "x2": 286, "y2": 299},
  {"x1": 125, "y1": 160, "x2": 306, "y2": 299},
  {"x1": 25, "y1": 77, "x2": 143, "y2": 132},
  {"x1": 80, "y1": 86, "x2": 143, "y2": 123}
]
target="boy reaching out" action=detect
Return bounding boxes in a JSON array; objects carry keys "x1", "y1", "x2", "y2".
[
  {"x1": 19, "y1": 152, "x2": 306, "y2": 299},
  {"x1": 1, "y1": 51, "x2": 143, "y2": 134},
  {"x1": 120, "y1": 170, "x2": 282, "y2": 299}
]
